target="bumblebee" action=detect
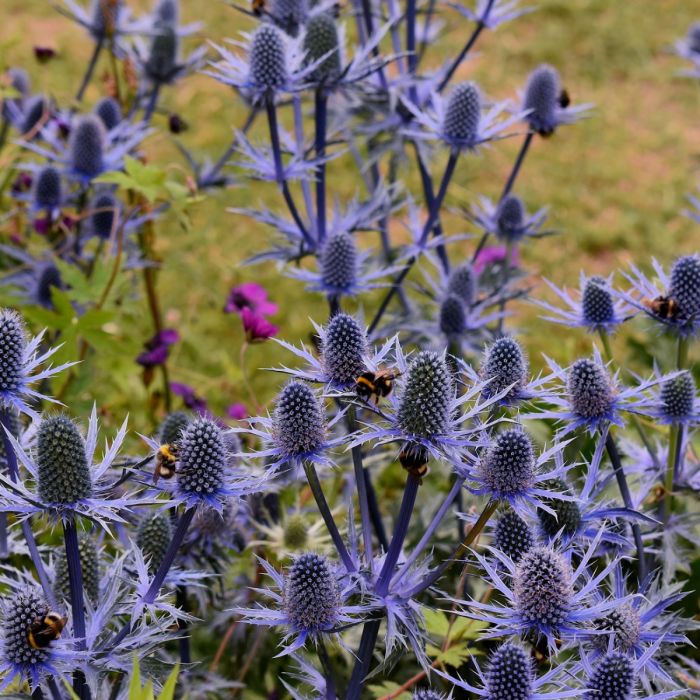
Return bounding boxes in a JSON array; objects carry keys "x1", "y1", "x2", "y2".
[
  {"x1": 27, "y1": 612, "x2": 67, "y2": 650},
  {"x1": 153, "y1": 443, "x2": 179, "y2": 484},
  {"x1": 251, "y1": 0, "x2": 266, "y2": 16},
  {"x1": 558, "y1": 88, "x2": 570, "y2": 108},
  {"x1": 642, "y1": 295, "x2": 680, "y2": 320},
  {"x1": 399, "y1": 447, "x2": 430, "y2": 483},
  {"x1": 355, "y1": 369, "x2": 399, "y2": 404}
]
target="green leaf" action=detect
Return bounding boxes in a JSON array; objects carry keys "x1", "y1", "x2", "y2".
[
  {"x1": 157, "y1": 663, "x2": 180, "y2": 700},
  {"x1": 368, "y1": 681, "x2": 410, "y2": 699},
  {"x1": 128, "y1": 655, "x2": 143, "y2": 700}
]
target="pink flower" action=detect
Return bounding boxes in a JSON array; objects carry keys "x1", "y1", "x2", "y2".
[
  {"x1": 226, "y1": 403, "x2": 247, "y2": 420},
  {"x1": 241, "y1": 307, "x2": 279, "y2": 343},
  {"x1": 224, "y1": 282, "x2": 278, "y2": 317},
  {"x1": 473, "y1": 245, "x2": 520, "y2": 274}
]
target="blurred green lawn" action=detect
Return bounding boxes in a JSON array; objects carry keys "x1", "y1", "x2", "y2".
[{"x1": 2, "y1": 0, "x2": 699, "y2": 424}]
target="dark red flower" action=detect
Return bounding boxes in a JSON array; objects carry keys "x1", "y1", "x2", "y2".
[
  {"x1": 241, "y1": 307, "x2": 279, "y2": 343},
  {"x1": 225, "y1": 282, "x2": 278, "y2": 316}
]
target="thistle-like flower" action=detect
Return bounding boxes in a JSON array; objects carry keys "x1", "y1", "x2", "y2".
[
  {"x1": 230, "y1": 553, "x2": 364, "y2": 655},
  {"x1": 449, "y1": 0, "x2": 534, "y2": 30},
  {"x1": 303, "y1": 14, "x2": 340, "y2": 82},
  {"x1": 522, "y1": 64, "x2": 590, "y2": 136},
  {"x1": 55, "y1": 534, "x2": 100, "y2": 603},
  {"x1": 0, "y1": 586, "x2": 71, "y2": 691},
  {"x1": 478, "y1": 336, "x2": 537, "y2": 405},
  {"x1": 31, "y1": 166, "x2": 63, "y2": 214},
  {"x1": 0, "y1": 309, "x2": 75, "y2": 420},
  {"x1": 270, "y1": 0, "x2": 308, "y2": 37},
  {"x1": 535, "y1": 273, "x2": 632, "y2": 333},
  {"x1": 93, "y1": 97, "x2": 122, "y2": 131},
  {"x1": 469, "y1": 194, "x2": 551, "y2": 244},
  {"x1": 492, "y1": 509, "x2": 535, "y2": 563},
  {"x1": 646, "y1": 370, "x2": 700, "y2": 426},
  {"x1": 136, "y1": 511, "x2": 173, "y2": 573}
]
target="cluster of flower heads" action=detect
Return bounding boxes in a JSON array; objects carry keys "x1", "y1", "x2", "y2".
[{"x1": 0, "y1": 0, "x2": 698, "y2": 699}]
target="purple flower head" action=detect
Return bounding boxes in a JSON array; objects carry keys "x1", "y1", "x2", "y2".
[
  {"x1": 242, "y1": 307, "x2": 279, "y2": 343},
  {"x1": 136, "y1": 328, "x2": 179, "y2": 368},
  {"x1": 225, "y1": 282, "x2": 278, "y2": 316},
  {"x1": 171, "y1": 382, "x2": 208, "y2": 415},
  {"x1": 473, "y1": 245, "x2": 520, "y2": 275},
  {"x1": 227, "y1": 403, "x2": 248, "y2": 420}
]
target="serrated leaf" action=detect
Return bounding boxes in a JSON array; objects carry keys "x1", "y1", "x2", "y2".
[
  {"x1": 157, "y1": 664, "x2": 180, "y2": 700},
  {"x1": 368, "y1": 681, "x2": 410, "y2": 699},
  {"x1": 426, "y1": 641, "x2": 471, "y2": 668}
]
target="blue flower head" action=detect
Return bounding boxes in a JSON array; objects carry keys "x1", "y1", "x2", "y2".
[
  {"x1": 448, "y1": 263, "x2": 477, "y2": 306},
  {"x1": 320, "y1": 232, "x2": 358, "y2": 294},
  {"x1": 469, "y1": 195, "x2": 550, "y2": 245},
  {"x1": 93, "y1": 96, "x2": 122, "y2": 130},
  {"x1": 657, "y1": 370, "x2": 698, "y2": 425},
  {"x1": 442, "y1": 82, "x2": 482, "y2": 146},
  {"x1": 136, "y1": 511, "x2": 172, "y2": 574},
  {"x1": 145, "y1": 25, "x2": 179, "y2": 83},
  {"x1": 88, "y1": 191, "x2": 121, "y2": 240},
  {"x1": 669, "y1": 254, "x2": 700, "y2": 319},
  {"x1": 412, "y1": 690, "x2": 446, "y2": 700},
  {"x1": 568, "y1": 358, "x2": 616, "y2": 420},
  {"x1": 54, "y1": 533, "x2": 100, "y2": 603},
  {"x1": 158, "y1": 410, "x2": 191, "y2": 444},
  {"x1": 250, "y1": 25, "x2": 288, "y2": 90},
  {"x1": 493, "y1": 509, "x2": 535, "y2": 564},
  {"x1": 68, "y1": 115, "x2": 105, "y2": 180},
  {"x1": 439, "y1": 295, "x2": 467, "y2": 338},
  {"x1": 20, "y1": 95, "x2": 48, "y2": 138},
  {"x1": 322, "y1": 313, "x2": 367, "y2": 387},
  {"x1": 31, "y1": 166, "x2": 63, "y2": 213},
  {"x1": 270, "y1": 0, "x2": 308, "y2": 37},
  {"x1": 303, "y1": 13, "x2": 340, "y2": 82},
  {"x1": 480, "y1": 336, "x2": 530, "y2": 405},
  {"x1": 585, "y1": 653, "x2": 634, "y2": 700}
]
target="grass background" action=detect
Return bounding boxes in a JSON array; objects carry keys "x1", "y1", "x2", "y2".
[{"x1": 1, "y1": 0, "x2": 699, "y2": 423}]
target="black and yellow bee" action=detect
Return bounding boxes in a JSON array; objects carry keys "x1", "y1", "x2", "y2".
[
  {"x1": 27, "y1": 612, "x2": 67, "y2": 650},
  {"x1": 558, "y1": 88, "x2": 570, "y2": 108},
  {"x1": 355, "y1": 369, "x2": 399, "y2": 404},
  {"x1": 642, "y1": 295, "x2": 680, "y2": 320},
  {"x1": 399, "y1": 447, "x2": 430, "y2": 484},
  {"x1": 153, "y1": 443, "x2": 179, "y2": 484},
  {"x1": 251, "y1": 0, "x2": 266, "y2": 16}
]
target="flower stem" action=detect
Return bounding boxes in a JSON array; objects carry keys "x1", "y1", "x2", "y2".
[
  {"x1": 408, "y1": 498, "x2": 497, "y2": 597},
  {"x1": 75, "y1": 37, "x2": 104, "y2": 102},
  {"x1": 317, "y1": 638, "x2": 336, "y2": 700},
  {"x1": 605, "y1": 431, "x2": 646, "y2": 582},
  {"x1": 63, "y1": 516, "x2": 90, "y2": 699},
  {"x1": 392, "y1": 476, "x2": 465, "y2": 587},
  {"x1": 314, "y1": 88, "x2": 328, "y2": 244},
  {"x1": 0, "y1": 411, "x2": 56, "y2": 608},
  {"x1": 303, "y1": 461, "x2": 355, "y2": 573},
  {"x1": 496, "y1": 240, "x2": 514, "y2": 333},
  {"x1": 143, "y1": 84, "x2": 161, "y2": 123},
  {"x1": 376, "y1": 473, "x2": 421, "y2": 597},
  {"x1": 264, "y1": 94, "x2": 313, "y2": 247},
  {"x1": 664, "y1": 424, "x2": 680, "y2": 524},
  {"x1": 472, "y1": 131, "x2": 534, "y2": 264},
  {"x1": 677, "y1": 336, "x2": 689, "y2": 370},
  {"x1": 348, "y1": 407, "x2": 374, "y2": 571},
  {"x1": 368, "y1": 150, "x2": 460, "y2": 335},
  {"x1": 144, "y1": 507, "x2": 196, "y2": 604},
  {"x1": 346, "y1": 618, "x2": 381, "y2": 700}
]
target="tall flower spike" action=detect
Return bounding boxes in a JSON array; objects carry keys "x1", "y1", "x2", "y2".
[
  {"x1": 0, "y1": 309, "x2": 75, "y2": 420},
  {"x1": 439, "y1": 295, "x2": 467, "y2": 338},
  {"x1": 669, "y1": 254, "x2": 700, "y2": 318},
  {"x1": 582, "y1": 276, "x2": 616, "y2": 327},
  {"x1": 37, "y1": 415, "x2": 92, "y2": 505},
  {"x1": 273, "y1": 381, "x2": 326, "y2": 463},
  {"x1": 480, "y1": 429, "x2": 536, "y2": 497},
  {"x1": 284, "y1": 553, "x2": 340, "y2": 633},
  {"x1": 32, "y1": 166, "x2": 62, "y2": 212},
  {"x1": 397, "y1": 351, "x2": 452, "y2": 438},
  {"x1": 660, "y1": 371, "x2": 696, "y2": 423},
  {"x1": 514, "y1": 546, "x2": 572, "y2": 633},
  {"x1": 481, "y1": 337, "x2": 529, "y2": 402},
  {"x1": 249, "y1": 25, "x2": 288, "y2": 90},
  {"x1": 320, "y1": 232, "x2": 358, "y2": 295},
  {"x1": 137, "y1": 512, "x2": 173, "y2": 573},
  {"x1": 442, "y1": 82, "x2": 481, "y2": 146},
  {"x1": 584, "y1": 652, "x2": 634, "y2": 700},
  {"x1": 303, "y1": 13, "x2": 340, "y2": 82},
  {"x1": 493, "y1": 510, "x2": 534, "y2": 563},
  {"x1": 177, "y1": 417, "x2": 227, "y2": 504},
  {"x1": 448, "y1": 263, "x2": 477, "y2": 306},
  {"x1": 158, "y1": 410, "x2": 191, "y2": 445},
  {"x1": 93, "y1": 96, "x2": 122, "y2": 130},
  {"x1": 68, "y1": 115, "x2": 105, "y2": 180},
  {"x1": 485, "y1": 643, "x2": 533, "y2": 700},
  {"x1": 55, "y1": 534, "x2": 99, "y2": 603},
  {"x1": 89, "y1": 192, "x2": 120, "y2": 239},
  {"x1": 322, "y1": 313, "x2": 367, "y2": 386},
  {"x1": 524, "y1": 64, "x2": 560, "y2": 135},
  {"x1": 567, "y1": 358, "x2": 616, "y2": 420}
]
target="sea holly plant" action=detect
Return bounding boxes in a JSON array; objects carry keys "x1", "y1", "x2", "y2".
[{"x1": 0, "y1": 0, "x2": 697, "y2": 698}]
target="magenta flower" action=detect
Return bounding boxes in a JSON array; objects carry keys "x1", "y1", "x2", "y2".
[
  {"x1": 473, "y1": 245, "x2": 520, "y2": 274},
  {"x1": 227, "y1": 403, "x2": 248, "y2": 420},
  {"x1": 224, "y1": 282, "x2": 278, "y2": 317},
  {"x1": 171, "y1": 382, "x2": 208, "y2": 415},
  {"x1": 241, "y1": 307, "x2": 279, "y2": 343},
  {"x1": 136, "y1": 328, "x2": 180, "y2": 368}
]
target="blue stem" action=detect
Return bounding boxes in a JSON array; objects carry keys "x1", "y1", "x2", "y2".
[
  {"x1": 144, "y1": 507, "x2": 196, "y2": 603},
  {"x1": 406, "y1": 0, "x2": 418, "y2": 104},
  {"x1": 368, "y1": 149, "x2": 460, "y2": 335},
  {"x1": 292, "y1": 96, "x2": 316, "y2": 229},
  {"x1": 348, "y1": 407, "x2": 373, "y2": 571},
  {"x1": 391, "y1": 476, "x2": 464, "y2": 587},
  {"x1": 304, "y1": 462, "x2": 356, "y2": 572},
  {"x1": 375, "y1": 473, "x2": 420, "y2": 597},
  {"x1": 472, "y1": 131, "x2": 534, "y2": 264},
  {"x1": 0, "y1": 411, "x2": 57, "y2": 608},
  {"x1": 63, "y1": 517, "x2": 90, "y2": 699},
  {"x1": 75, "y1": 37, "x2": 104, "y2": 102},
  {"x1": 345, "y1": 619, "x2": 381, "y2": 700},
  {"x1": 314, "y1": 89, "x2": 328, "y2": 244},
  {"x1": 144, "y1": 84, "x2": 161, "y2": 123},
  {"x1": 437, "y1": 0, "x2": 495, "y2": 94},
  {"x1": 605, "y1": 431, "x2": 646, "y2": 583},
  {"x1": 264, "y1": 95, "x2": 314, "y2": 248}
]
